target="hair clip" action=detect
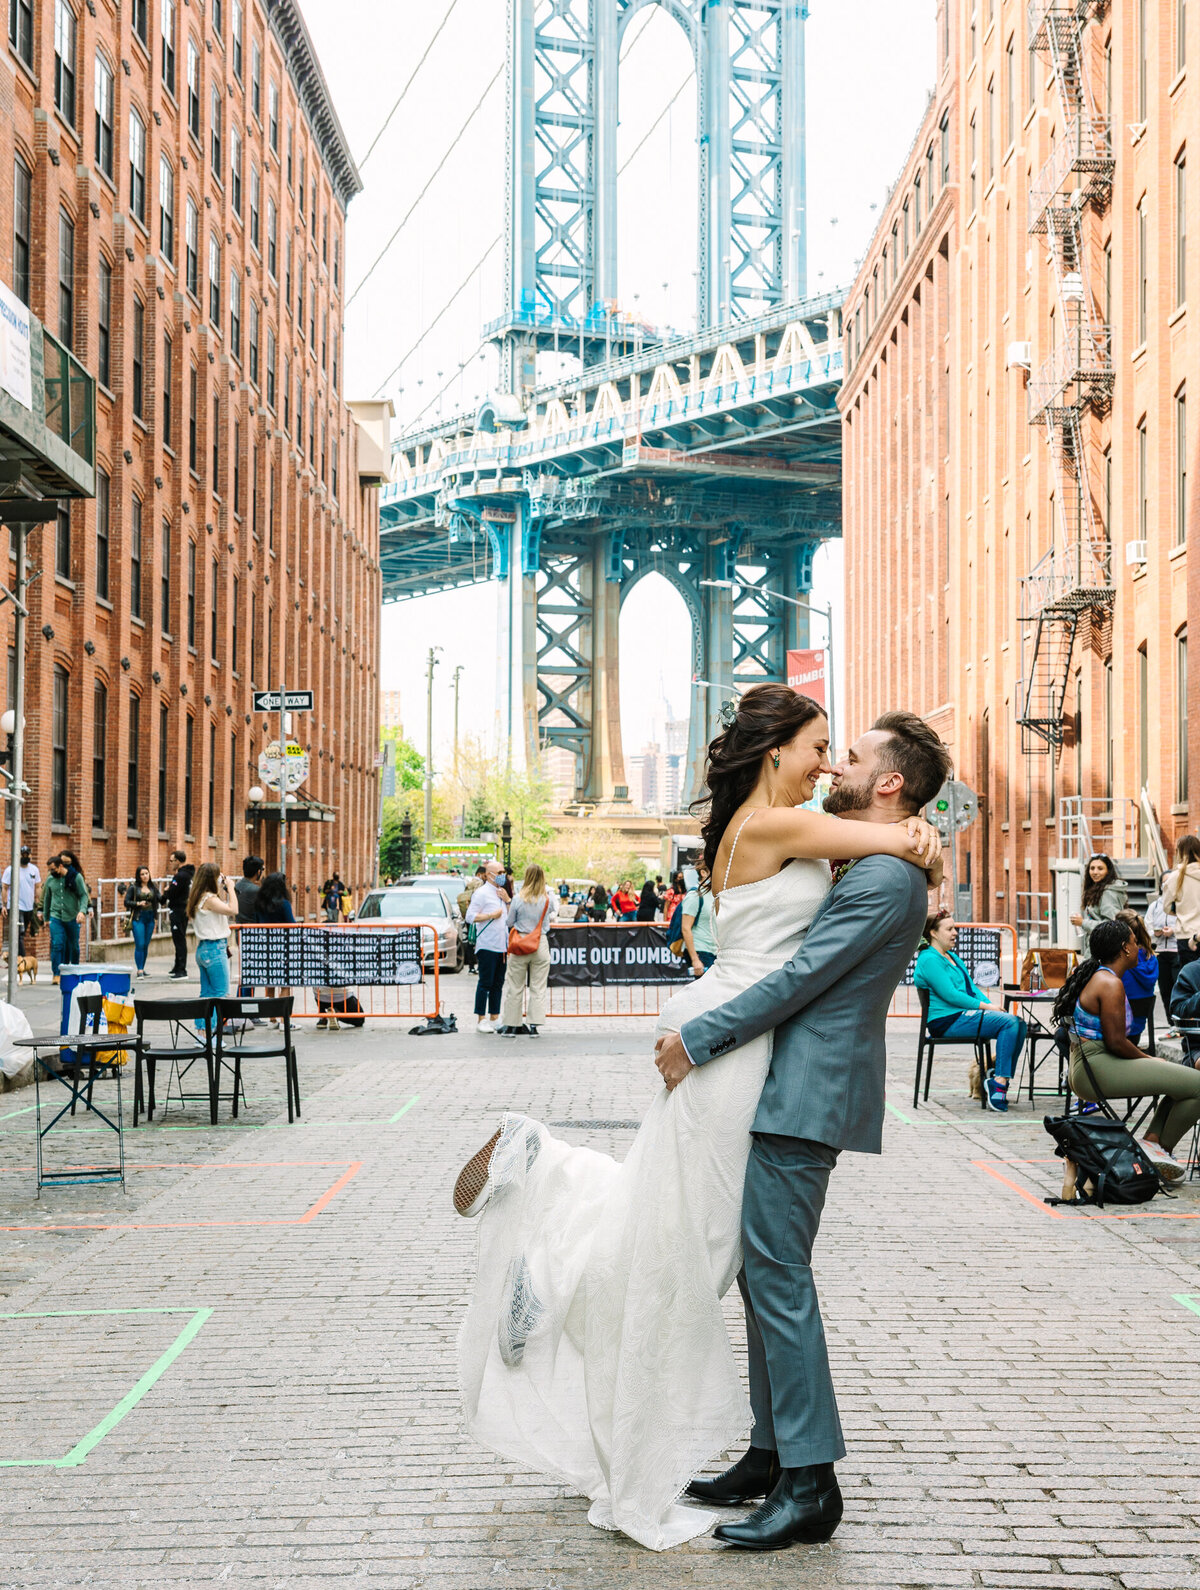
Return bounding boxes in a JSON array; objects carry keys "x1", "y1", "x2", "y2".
[{"x1": 717, "y1": 698, "x2": 739, "y2": 729}]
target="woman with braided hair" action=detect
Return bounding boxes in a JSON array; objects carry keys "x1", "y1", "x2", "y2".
[{"x1": 1054, "y1": 917, "x2": 1200, "y2": 1183}]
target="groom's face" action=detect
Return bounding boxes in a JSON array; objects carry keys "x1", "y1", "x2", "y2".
[{"x1": 824, "y1": 730, "x2": 888, "y2": 816}]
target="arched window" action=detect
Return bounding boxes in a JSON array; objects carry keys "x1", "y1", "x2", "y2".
[
  {"x1": 92, "y1": 679, "x2": 108, "y2": 829},
  {"x1": 52, "y1": 665, "x2": 69, "y2": 825}
]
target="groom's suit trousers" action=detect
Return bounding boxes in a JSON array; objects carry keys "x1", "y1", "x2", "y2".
[{"x1": 737, "y1": 1132, "x2": 846, "y2": 1468}]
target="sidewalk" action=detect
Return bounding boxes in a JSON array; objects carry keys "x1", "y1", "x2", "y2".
[{"x1": 0, "y1": 992, "x2": 1198, "y2": 1588}]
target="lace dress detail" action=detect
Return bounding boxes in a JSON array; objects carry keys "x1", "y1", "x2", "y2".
[{"x1": 457, "y1": 856, "x2": 832, "y2": 1550}]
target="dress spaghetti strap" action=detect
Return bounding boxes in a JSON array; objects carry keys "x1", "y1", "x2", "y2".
[{"x1": 721, "y1": 812, "x2": 758, "y2": 893}]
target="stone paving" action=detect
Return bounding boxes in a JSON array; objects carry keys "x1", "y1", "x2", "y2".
[{"x1": 1, "y1": 966, "x2": 1199, "y2": 1588}]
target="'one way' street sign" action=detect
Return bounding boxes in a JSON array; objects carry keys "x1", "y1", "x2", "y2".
[{"x1": 253, "y1": 689, "x2": 314, "y2": 713}]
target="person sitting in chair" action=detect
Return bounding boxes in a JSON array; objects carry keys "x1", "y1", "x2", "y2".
[{"x1": 913, "y1": 910, "x2": 1027, "y2": 1112}]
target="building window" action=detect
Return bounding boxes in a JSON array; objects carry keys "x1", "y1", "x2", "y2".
[
  {"x1": 229, "y1": 269, "x2": 241, "y2": 359},
  {"x1": 285, "y1": 236, "x2": 292, "y2": 312},
  {"x1": 268, "y1": 79, "x2": 279, "y2": 152},
  {"x1": 333, "y1": 235, "x2": 339, "y2": 291},
  {"x1": 1178, "y1": 386, "x2": 1188, "y2": 546},
  {"x1": 132, "y1": 0, "x2": 147, "y2": 45},
  {"x1": 309, "y1": 281, "x2": 316, "y2": 348},
  {"x1": 286, "y1": 120, "x2": 293, "y2": 188},
  {"x1": 1176, "y1": 151, "x2": 1187, "y2": 307},
  {"x1": 321, "y1": 309, "x2": 327, "y2": 372},
  {"x1": 97, "y1": 257, "x2": 111, "y2": 389},
  {"x1": 207, "y1": 721, "x2": 215, "y2": 837},
  {"x1": 94, "y1": 52, "x2": 114, "y2": 178},
  {"x1": 1179, "y1": 630, "x2": 1190, "y2": 802},
  {"x1": 12, "y1": 157, "x2": 31, "y2": 307},
  {"x1": 163, "y1": 332, "x2": 173, "y2": 446},
  {"x1": 1138, "y1": 417, "x2": 1149, "y2": 542},
  {"x1": 251, "y1": 445, "x2": 259, "y2": 535},
  {"x1": 322, "y1": 210, "x2": 328, "y2": 265},
  {"x1": 187, "y1": 38, "x2": 200, "y2": 140},
  {"x1": 9, "y1": 0, "x2": 32, "y2": 66},
  {"x1": 159, "y1": 155, "x2": 175, "y2": 262},
  {"x1": 902, "y1": 198, "x2": 910, "y2": 258},
  {"x1": 129, "y1": 109, "x2": 147, "y2": 224},
  {"x1": 231, "y1": 0, "x2": 242, "y2": 78},
  {"x1": 185, "y1": 199, "x2": 199, "y2": 296},
  {"x1": 1138, "y1": 196, "x2": 1148, "y2": 343},
  {"x1": 250, "y1": 592, "x2": 257, "y2": 682},
  {"x1": 233, "y1": 419, "x2": 241, "y2": 512},
  {"x1": 1180, "y1": 0, "x2": 1188, "y2": 72},
  {"x1": 1138, "y1": 645, "x2": 1149, "y2": 793},
  {"x1": 55, "y1": 500, "x2": 71, "y2": 578},
  {"x1": 331, "y1": 437, "x2": 338, "y2": 498},
  {"x1": 51, "y1": 666, "x2": 68, "y2": 826},
  {"x1": 161, "y1": 519, "x2": 171, "y2": 633},
  {"x1": 188, "y1": 364, "x2": 197, "y2": 471},
  {"x1": 987, "y1": 76, "x2": 995, "y2": 179},
  {"x1": 229, "y1": 732, "x2": 237, "y2": 842},
  {"x1": 249, "y1": 164, "x2": 260, "y2": 250},
  {"x1": 311, "y1": 179, "x2": 317, "y2": 237},
  {"x1": 1104, "y1": 236, "x2": 1113, "y2": 324},
  {"x1": 914, "y1": 174, "x2": 922, "y2": 233},
  {"x1": 54, "y1": 0, "x2": 76, "y2": 126},
  {"x1": 209, "y1": 233, "x2": 221, "y2": 327},
  {"x1": 266, "y1": 197, "x2": 277, "y2": 278},
  {"x1": 58, "y1": 210, "x2": 74, "y2": 348},
  {"x1": 283, "y1": 354, "x2": 290, "y2": 430},
  {"x1": 183, "y1": 715, "x2": 194, "y2": 835},
  {"x1": 248, "y1": 298, "x2": 259, "y2": 386},
  {"x1": 211, "y1": 86, "x2": 223, "y2": 180},
  {"x1": 132, "y1": 295, "x2": 144, "y2": 420},
  {"x1": 127, "y1": 692, "x2": 140, "y2": 830},
  {"x1": 158, "y1": 702, "x2": 168, "y2": 832},
  {"x1": 92, "y1": 680, "x2": 107, "y2": 829},
  {"x1": 187, "y1": 538, "x2": 196, "y2": 647},
  {"x1": 266, "y1": 326, "x2": 276, "y2": 408},
  {"x1": 298, "y1": 148, "x2": 305, "y2": 214},
  {"x1": 1103, "y1": 658, "x2": 1114, "y2": 799},
  {"x1": 230, "y1": 124, "x2": 242, "y2": 217},
  {"x1": 231, "y1": 575, "x2": 239, "y2": 671},
  {"x1": 95, "y1": 469, "x2": 110, "y2": 600},
  {"x1": 1138, "y1": 0, "x2": 1148, "y2": 120},
  {"x1": 130, "y1": 493, "x2": 142, "y2": 618},
  {"x1": 251, "y1": 39, "x2": 261, "y2": 120},
  {"x1": 161, "y1": 0, "x2": 175, "y2": 94},
  {"x1": 210, "y1": 556, "x2": 218, "y2": 661},
  {"x1": 212, "y1": 396, "x2": 219, "y2": 480}
]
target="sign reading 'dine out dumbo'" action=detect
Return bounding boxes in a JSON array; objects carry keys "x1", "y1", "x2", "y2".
[{"x1": 547, "y1": 923, "x2": 691, "y2": 987}]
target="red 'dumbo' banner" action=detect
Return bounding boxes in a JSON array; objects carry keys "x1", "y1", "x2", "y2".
[{"x1": 787, "y1": 648, "x2": 827, "y2": 707}]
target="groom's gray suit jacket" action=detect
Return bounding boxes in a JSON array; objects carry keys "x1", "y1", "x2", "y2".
[{"x1": 679, "y1": 854, "x2": 928, "y2": 1155}]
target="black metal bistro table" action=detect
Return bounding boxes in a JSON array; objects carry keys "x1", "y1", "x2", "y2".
[
  {"x1": 13, "y1": 1032, "x2": 140, "y2": 1195},
  {"x1": 1001, "y1": 989, "x2": 1064, "y2": 1102}
]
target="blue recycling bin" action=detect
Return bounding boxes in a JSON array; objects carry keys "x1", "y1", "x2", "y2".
[{"x1": 58, "y1": 964, "x2": 134, "y2": 1037}]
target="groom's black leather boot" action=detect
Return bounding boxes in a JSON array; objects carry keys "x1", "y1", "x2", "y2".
[
  {"x1": 685, "y1": 1446, "x2": 780, "y2": 1506},
  {"x1": 713, "y1": 1462, "x2": 843, "y2": 1550}
]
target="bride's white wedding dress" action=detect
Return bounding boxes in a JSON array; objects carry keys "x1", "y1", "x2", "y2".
[{"x1": 457, "y1": 855, "x2": 832, "y2": 1551}]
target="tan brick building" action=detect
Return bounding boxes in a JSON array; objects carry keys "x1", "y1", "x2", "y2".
[
  {"x1": 1, "y1": 0, "x2": 383, "y2": 915},
  {"x1": 841, "y1": 0, "x2": 1198, "y2": 932}
]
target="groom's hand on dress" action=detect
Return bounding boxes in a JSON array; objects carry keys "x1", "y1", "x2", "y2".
[{"x1": 655, "y1": 1031, "x2": 694, "y2": 1091}]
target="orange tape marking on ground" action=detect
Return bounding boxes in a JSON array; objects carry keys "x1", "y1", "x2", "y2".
[
  {"x1": 973, "y1": 1158, "x2": 1200, "y2": 1220},
  {"x1": 0, "y1": 1159, "x2": 363, "y2": 1232}
]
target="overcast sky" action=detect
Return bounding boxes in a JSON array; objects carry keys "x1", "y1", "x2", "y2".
[{"x1": 303, "y1": 0, "x2": 937, "y2": 768}]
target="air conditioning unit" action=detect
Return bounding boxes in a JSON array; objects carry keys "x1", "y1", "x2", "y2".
[
  {"x1": 1006, "y1": 340, "x2": 1032, "y2": 370},
  {"x1": 1126, "y1": 539, "x2": 1148, "y2": 566}
]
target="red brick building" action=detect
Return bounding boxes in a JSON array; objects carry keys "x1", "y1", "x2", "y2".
[
  {"x1": 1, "y1": 0, "x2": 384, "y2": 915},
  {"x1": 841, "y1": 0, "x2": 1198, "y2": 933}
]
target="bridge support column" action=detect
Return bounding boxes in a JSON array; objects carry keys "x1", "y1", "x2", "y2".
[
  {"x1": 684, "y1": 560, "x2": 735, "y2": 813},
  {"x1": 579, "y1": 536, "x2": 627, "y2": 807},
  {"x1": 499, "y1": 507, "x2": 540, "y2": 772}
]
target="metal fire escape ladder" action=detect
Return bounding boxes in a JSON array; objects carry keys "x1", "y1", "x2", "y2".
[{"x1": 1019, "y1": 0, "x2": 1114, "y2": 753}]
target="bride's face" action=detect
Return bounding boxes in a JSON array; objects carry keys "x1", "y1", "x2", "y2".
[{"x1": 775, "y1": 715, "x2": 832, "y2": 804}]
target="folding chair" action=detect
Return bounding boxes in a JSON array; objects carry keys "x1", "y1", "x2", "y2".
[
  {"x1": 27, "y1": 993, "x2": 135, "y2": 1193},
  {"x1": 133, "y1": 998, "x2": 218, "y2": 1126},
  {"x1": 214, "y1": 997, "x2": 301, "y2": 1123},
  {"x1": 913, "y1": 986, "x2": 994, "y2": 1110}
]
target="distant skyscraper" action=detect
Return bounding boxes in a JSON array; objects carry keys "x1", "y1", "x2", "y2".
[{"x1": 380, "y1": 691, "x2": 405, "y2": 733}]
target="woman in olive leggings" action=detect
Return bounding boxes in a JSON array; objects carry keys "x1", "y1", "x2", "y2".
[{"x1": 1053, "y1": 918, "x2": 1200, "y2": 1182}]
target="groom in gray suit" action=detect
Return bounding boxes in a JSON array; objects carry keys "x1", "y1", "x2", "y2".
[{"x1": 655, "y1": 711, "x2": 952, "y2": 1551}]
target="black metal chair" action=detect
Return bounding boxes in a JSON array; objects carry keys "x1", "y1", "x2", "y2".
[
  {"x1": 214, "y1": 997, "x2": 300, "y2": 1123},
  {"x1": 913, "y1": 985, "x2": 994, "y2": 1110},
  {"x1": 133, "y1": 998, "x2": 218, "y2": 1126}
]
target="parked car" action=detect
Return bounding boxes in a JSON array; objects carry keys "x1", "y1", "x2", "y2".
[
  {"x1": 395, "y1": 874, "x2": 471, "y2": 908},
  {"x1": 356, "y1": 886, "x2": 463, "y2": 973}
]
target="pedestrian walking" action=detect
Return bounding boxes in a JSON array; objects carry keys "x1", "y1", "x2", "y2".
[
  {"x1": 187, "y1": 864, "x2": 238, "y2": 1008},
  {"x1": 1163, "y1": 835, "x2": 1200, "y2": 974},
  {"x1": 636, "y1": 877, "x2": 660, "y2": 922},
  {"x1": 458, "y1": 867, "x2": 486, "y2": 972},
  {"x1": 320, "y1": 871, "x2": 347, "y2": 922},
  {"x1": 125, "y1": 866, "x2": 161, "y2": 976},
  {"x1": 589, "y1": 883, "x2": 609, "y2": 922},
  {"x1": 2, "y1": 845, "x2": 41, "y2": 955},
  {"x1": 41, "y1": 854, "x2": 89, "y2": 982},
  {"x1": 235, "y1": 856, "x2": 265, "y2": 1000},
  {"x1": 465, "y1": 860, "x2": 508, "y2": 1033},
  {"x1": 498, "y1": 864, "x2": 556, "y2": 1036},
  {"x1": 164, "y1": 850, "x2": 195, "y2": 978}
]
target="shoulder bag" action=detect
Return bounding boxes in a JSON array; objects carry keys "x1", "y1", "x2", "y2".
[{"x1": 508, "y1": 899, "x2": 549, "y2": 956}]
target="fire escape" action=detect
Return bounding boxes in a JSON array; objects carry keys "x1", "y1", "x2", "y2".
[{"x1": 1019, "y1": 0, "x2": 1115, "y2": 752}]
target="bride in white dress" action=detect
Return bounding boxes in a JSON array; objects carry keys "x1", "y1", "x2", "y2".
[{"x1": 455, "y1": 686, "x2": 938, "y2": 1551}]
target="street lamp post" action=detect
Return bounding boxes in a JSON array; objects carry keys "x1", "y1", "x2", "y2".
[{"x1": 424, "y1": 646, "x2": 442, "y2": 857}]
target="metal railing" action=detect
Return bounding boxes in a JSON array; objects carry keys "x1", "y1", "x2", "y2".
[
  {"x1": 231, "y1": 922, "x2": 441, "y2": 1020},
  {"x1": 1057, "y1": 797, "x2": 1140, "y2": 862},
  {"x1": 1016, "y1": 892, "x2": 1055, "y2": 949},
  {"x1": 93, "y1": 877, "x2": 174, "y2": 943}
]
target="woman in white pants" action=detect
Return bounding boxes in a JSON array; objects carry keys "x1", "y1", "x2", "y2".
[{"x1": 498, "y1": 865, "x2": 556, "y2": 1036}]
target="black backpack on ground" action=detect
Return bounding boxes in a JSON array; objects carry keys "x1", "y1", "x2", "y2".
[{"x1": 1043, "y1": 1111, "x2": 1161, "y2": 1207}]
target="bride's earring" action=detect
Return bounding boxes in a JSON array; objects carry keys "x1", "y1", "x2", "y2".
[{"x1": 771, "y1": 751, "x2": 780, "y2": 770}]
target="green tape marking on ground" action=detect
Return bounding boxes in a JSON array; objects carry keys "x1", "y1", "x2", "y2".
[
  {"x1": 388, "y1": 1094, "x2": 420, "y2": 1123},
  {"x1": 0, "y1": 1306, "x2": 212, "y2": 1469},
  {"x1": 0, "y1": 1103, "x2": 39, "y2": 1120},
  {"x1": 1174, "y1": 1294, "x2": 1200, "y2": 1318}
]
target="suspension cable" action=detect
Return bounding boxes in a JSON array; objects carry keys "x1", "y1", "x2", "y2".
[
  {"x1": 372, "y1": 234, "x2": 502, "y2": 398},
  {"x1": 357, "y1": 0, "x2": 467, "y2": 170}
]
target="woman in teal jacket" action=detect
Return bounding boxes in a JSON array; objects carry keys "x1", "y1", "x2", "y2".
[{"x1": 913, "y1": 910, "x2": 1028, "y2": 1111}]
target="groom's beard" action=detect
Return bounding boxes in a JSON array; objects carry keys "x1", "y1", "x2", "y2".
[{"x1": 823, "y1": 781, "x2": 874, "y2": 816}]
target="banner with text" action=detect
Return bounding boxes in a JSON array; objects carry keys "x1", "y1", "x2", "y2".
[
  {"x1": 787, "y1": 648, "x2": 827, "y2": 707},
  {"x1": 238, "y1": 924, "x2": 424, "y2": 987},
  {"x1": 547, "y1": 923, "x2": 692, "y2": 987}
]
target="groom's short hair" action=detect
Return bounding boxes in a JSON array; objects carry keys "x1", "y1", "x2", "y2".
[{"x1": 871, "y1": 712, "x2": 953, "y2": 812}]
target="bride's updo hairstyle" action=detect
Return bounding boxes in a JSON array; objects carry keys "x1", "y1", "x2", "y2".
[{"x1": 693, "y1": 684, "x2": 826, "y2": 879}]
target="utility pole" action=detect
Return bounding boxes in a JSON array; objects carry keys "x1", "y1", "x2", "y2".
[
  {"x1": 424, "y1": 646, "x2": 441, "y2": 854},
  {"x1": 452, "y1": 664, "x2": 463, "y2": 776}
]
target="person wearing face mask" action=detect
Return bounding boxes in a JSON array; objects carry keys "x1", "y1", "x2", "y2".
[{"x1": 1069, "y1": 853, "x2": 1127, "y2": 949}]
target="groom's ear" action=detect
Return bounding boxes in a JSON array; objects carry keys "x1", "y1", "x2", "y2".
[{"x1": 875, "y1": 768, "x2": 905, "y2": 801}]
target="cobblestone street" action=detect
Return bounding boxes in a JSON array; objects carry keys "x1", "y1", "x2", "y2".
[{"x1": 2, "y1": 973, "x2": 1200, "y2": 1589}]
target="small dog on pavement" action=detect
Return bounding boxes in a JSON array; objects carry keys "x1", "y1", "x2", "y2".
[{"x1": 17, "y1": 954, "x2": 38, "y2": 984}]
